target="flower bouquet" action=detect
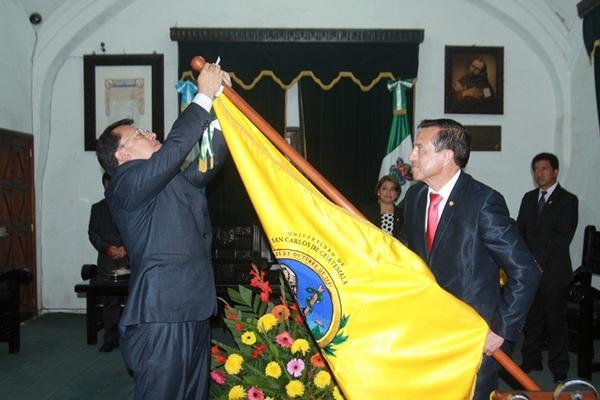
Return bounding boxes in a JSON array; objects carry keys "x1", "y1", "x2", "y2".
[{"x1": 209, "y1": 264, "x2": 344, "y2": 400}]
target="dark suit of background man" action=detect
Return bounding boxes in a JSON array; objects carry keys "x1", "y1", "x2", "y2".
[
  {"x1": 88, "y1": 172, "x2": 128, "y2": 352},
  {"x1": 517, "y1": 152, "x2": 578, "y2": 383},
  {"x1": 401, "y1": 119, "x2": 540, "y2": 400},
  {"x1": 95, "y1": 63, "x2": 230, "y2": 400}
]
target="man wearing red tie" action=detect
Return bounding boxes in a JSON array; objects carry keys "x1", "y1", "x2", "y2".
[{"x1": 400, "y1": 119, "x2": 541, "y2": 400}]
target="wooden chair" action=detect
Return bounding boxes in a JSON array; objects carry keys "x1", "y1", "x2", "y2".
[
  {"x1": 567, "y1": 225, "x2": 600, "y2": 379},
  {"x1": 0, "y1": 269, "x2": 33, "y2": 353}
]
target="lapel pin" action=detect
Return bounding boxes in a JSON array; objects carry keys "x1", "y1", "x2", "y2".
[{"x1": 448, "y1": 201, "x2": 455, "y2": 207}]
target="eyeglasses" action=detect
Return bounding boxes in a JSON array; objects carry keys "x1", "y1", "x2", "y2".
[{"x1": 119, "y1": 127, "x2": 150, "y2": 149}]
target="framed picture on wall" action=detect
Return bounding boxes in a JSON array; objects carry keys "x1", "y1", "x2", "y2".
[
  {"x1": 83, "y1": 54, "x2": 164, "y2": 151},
  {"x1": 465, "y1": 125, "x2": 501, "y2": 151},
  {"x1": 444, "y1": 46, "x2": 503, "y2": 114}
]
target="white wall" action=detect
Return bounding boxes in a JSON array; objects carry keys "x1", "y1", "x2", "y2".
[
  {"x1": 3, "y1": 0, "x2": 596, "y2": 311},
  {"x1": 0, "y1": 0, "x2": 35, "y2": 133}
]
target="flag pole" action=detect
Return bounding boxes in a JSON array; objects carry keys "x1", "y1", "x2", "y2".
[
  {"x1": 191, "y1": 56, "x2": 363, "y2": 218},
  {"x1": 191, "y1": 56, "x2": 541, "y2": 392}
]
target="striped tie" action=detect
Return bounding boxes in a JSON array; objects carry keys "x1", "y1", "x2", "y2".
[{"x1": 537, "y1": 190, "x2": 547, "y2": 216}]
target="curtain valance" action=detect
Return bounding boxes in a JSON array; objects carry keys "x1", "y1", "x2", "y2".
[{"x1": 171, "y1": 28, "x2": 423, "y2": 91}]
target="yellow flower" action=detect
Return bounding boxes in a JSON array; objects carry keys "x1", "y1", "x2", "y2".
[
  {"x1": 314, "y1": 370, "x2": 332, "y2": 389},
  {"x1": 241, "y1": 331, "x2": 257, "y2": 345},
  {"x1": 257, "y1": 313, "x2": 278, "y2": 332},
  {"x1": 290, "y1": 338, "x2": 310, "y2": 355},
  {"x1": 265, "y1": 397, "x2": 274, "y2": 400},
  {"x1": 228, "y1": 385, "x2": 246, "y2": 400},
  {"x1": 285, "y1": 379, "x2": 305, "y2": 398},
  {"x1": 224, "y1": 353, "x2": 244, "y2": 375},
  {"x1": 332, "y1": 385, "x2": 345, "y2": 400},
  {"x1": 265, "y1": 361, "x2": 282, "y2": 378}
]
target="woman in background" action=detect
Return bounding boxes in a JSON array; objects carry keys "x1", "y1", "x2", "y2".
[{"x1": 362, "y1": 175, "x2": 403, "y2": 240}]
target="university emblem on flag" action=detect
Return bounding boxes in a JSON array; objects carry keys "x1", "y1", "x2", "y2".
[{"x1": 272, "y1": 235, "x2": 349, "y2": 356}]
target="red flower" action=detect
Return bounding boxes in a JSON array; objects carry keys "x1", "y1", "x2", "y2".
[
  {"x1": 295, "y1": 314, "x2": 304, "y2": 324},
  {"x1": 271, "y1": 305, "x2": 291, "y2": 321},
  {"x1": 234, "y1": 322, "x2": 245, "y2": 331},
  {"x1": 249, "y1": 263, "x2": 272, "y2": 303},
  {"x1": 211, "y1": 345, "x2": 228, "y2": 364},
  {"x1": 251, "y1": 344, "x2": 268, "y2": 359},
  {"x1": 259, "y1": 290, "x2": 270, "y2": 303},
  {"x1": 310, "y1": 353, "x2": 326, "y2": 368},
  {"x1": 213, "y1": 354, "x2": 227, "y2": 364},
  {"x1": 225, "y1": 306, "x2": 238, "y2": 321},
  {"x1": 290, "y1": 303, "x2": 300, "y2": 312}
]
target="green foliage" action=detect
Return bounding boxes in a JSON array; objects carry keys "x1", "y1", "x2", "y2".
[{"x1": 209, "y1": 274, "x2": 343, "y2": 400}]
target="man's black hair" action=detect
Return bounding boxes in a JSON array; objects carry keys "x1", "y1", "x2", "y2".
[
  {"x1": 417, "y1": 119, "x2": 471, "y2": 168},
  {"x1": 531, "y1": 152, "x2": 559, "y2": 170},
  {"x1": 96, "y1": 118, "x2": 134, "y2": 175}
]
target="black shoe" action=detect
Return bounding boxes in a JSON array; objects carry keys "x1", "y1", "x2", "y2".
[
  {"x1": 99, "y1": 342, "x2": 119, "y2": 352},
  {"x1": 553, "y1": 374, "x2": 567, "y2": 384},
  {"x1": 519, "y1": 362, "x2": 542, "y2": 373}
]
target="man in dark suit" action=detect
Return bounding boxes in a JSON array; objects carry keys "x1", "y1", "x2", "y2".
[
  {"x1": 88, "y1": 172, "x2": 128, "y2": 352},
  {"x1": 517, "y1": 152, "x2": 578, "y2": 383},
  {"x1": 401, "y1": 119, "x2": 540, "y2": 400},
  {"x1": 95, "y1": 63, "x2": 229, "y2": 400}
]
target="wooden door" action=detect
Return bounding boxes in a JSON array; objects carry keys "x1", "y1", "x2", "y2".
[{"x1": 0, "y1": 128, "x2": 37, "y2": 318}]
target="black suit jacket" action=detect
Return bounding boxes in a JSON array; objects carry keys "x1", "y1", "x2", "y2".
[
  {"x1": 516, "y1": 184, "x2": 578, "y2": 283},
  {"x1": 88, "y1": 199, "x2": 127, "y2": 276},
  {"x1": 107, "y1": 103, "x2": 228, "y2": 326},
  {"x1": 362, "y1": 203, "x2": 403, "y2": 240},
  {"x1": 402, "y1": 172, "x2": 540, "y2": 341}
]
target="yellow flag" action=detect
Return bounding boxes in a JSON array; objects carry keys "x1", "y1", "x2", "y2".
[{"x1": 213, "y1": 95, "x2": 488, "y2": 400}]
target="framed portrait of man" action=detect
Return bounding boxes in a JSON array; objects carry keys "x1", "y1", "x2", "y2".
[{"x1": 444, "y1": 46, "x2": 503, "y2": 114}]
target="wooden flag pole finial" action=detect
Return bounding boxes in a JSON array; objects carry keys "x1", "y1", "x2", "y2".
[{"x1": 190, "y1": 56, "x2": 206, "y2": 72}]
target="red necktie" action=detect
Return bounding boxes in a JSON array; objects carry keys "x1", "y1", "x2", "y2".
[{"x1": 426, "y1": 193, "x2": 443, "y2": 252}]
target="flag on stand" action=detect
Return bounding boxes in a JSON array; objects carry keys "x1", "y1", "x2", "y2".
[
  {"x1": 213, "y1": 94, "x2": 488, "y2": 400},
  {"x1": 379, "y1": 79, "x2": 415, "y2": 202}
]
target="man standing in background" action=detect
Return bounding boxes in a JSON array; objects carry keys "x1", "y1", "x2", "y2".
[
  {"x1": 88, "y1": 172, "x2": 128, "y2": 352},
  {"x1": 517, "y1": 152, "x2": 578, "y2": 383}
]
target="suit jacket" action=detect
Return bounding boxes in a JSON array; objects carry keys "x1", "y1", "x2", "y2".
[
  {"x1": 88, "y1": 199, "x2": 127, "y2": 276},
  {"x1": 107, "y1": 103, "x2": 228, "y2": 326},
  {"x1": 516, "y1": 184, "x2": 578, "y2": 284},
  {"x1": 402, "y1": 172, "x2": 540, "y2": 341},
  {"x1": 362, "y1": 203, "x2": 404, "y2": 240}
]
